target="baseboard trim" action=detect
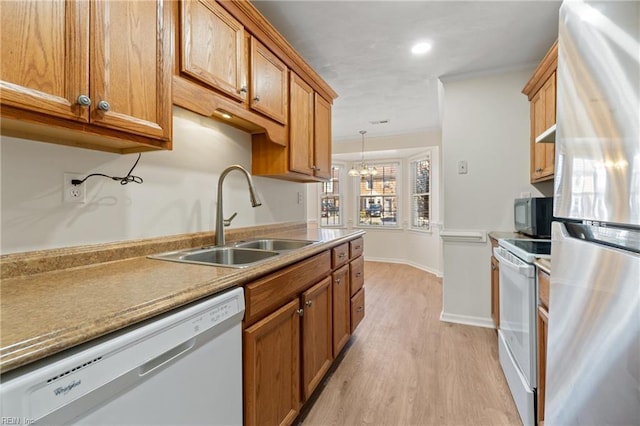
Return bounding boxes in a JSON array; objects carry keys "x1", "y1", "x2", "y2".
[
  {"x1": 439, "y1": 311, "x2": 496, "y2": 329},
  {"x1": 365, "y1": 257, "x2": 443, "y2": 278}
]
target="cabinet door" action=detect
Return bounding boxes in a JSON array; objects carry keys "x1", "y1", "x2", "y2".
[
  {"x1": 531, "y1": 89, "x2": 547, "y2": 181},
  {"x1": 244, "y1": 299, "x2": 300, "y2": 426},
  {"x1": 491, "y1": 255, "x2": 500, "y2": 328},
  {"x1": 0, "y1": 0, "x2": 89, "y2": 122},
  {"x1": 537, "y1": 305, "x2": 549, "y2": 425},
  {"x1": 301, "y1": 276, "x2": 333, "y2": 401},
  {"x1": 181, "y1": 0, "x2": 247, "y2": 103},
  {"x1": 332, "y1": 264, "x2": 351, "y2": 357},
  {"x1": 350, "y1": 255, "x2": 365, "y2": 297},
  {"x1": 289, "y1": 72, "x2": 314, "y2": 176},
  {"x1": 542, "y1": 72, "x2": 556, "y2": 178},
  {"x1": 250, "y1": 37, "x2": 288, "y2": 124},
  {"x1": 91, "y1": 0, "x2": 172, "y2": 140},
  {"x1": 314, "y1": 93, "x2": 332, "y2": 179},
  {"x1": 530, "y1": 73, "x2": 555, "y2": 182}
]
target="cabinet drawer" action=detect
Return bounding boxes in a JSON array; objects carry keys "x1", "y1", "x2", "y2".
[
  {"x1": 538, "y1": 268, "x2": 550, "y2": 309},
  {"x1": 349, "y1": 237, "x2": 364, "y2": 259},
  {"x1": 244, "y1": 251, "x2": 331, "y2": 326},
  {"x1": 350, "y1": 287, "x2": 365, "y2": 333},
  {"x1": 332, "y1": 243, "x2": 349, "y2": 268},
  {"x1": 350, "y1": 255, "x2": 364, "y2": 297}
]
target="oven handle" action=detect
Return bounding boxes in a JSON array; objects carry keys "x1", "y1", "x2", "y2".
[{"x1": 493, "y1": 247, "x2": 534, "y2": 277}]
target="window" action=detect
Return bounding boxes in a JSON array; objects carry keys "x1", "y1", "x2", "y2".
[
  {"x1": 410, "y1": 155, "x2": 431, "y2": 230},
  {"x1": 320, "y1": 165, "x2": 343, "y2": 226},
  {"x1": 357, "y1": 162, "x2": 398, "y2": 227}
]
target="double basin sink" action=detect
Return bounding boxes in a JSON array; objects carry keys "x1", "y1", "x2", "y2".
[{"x1": 149, "y1": 238, "x2": 317, "y2": 268}]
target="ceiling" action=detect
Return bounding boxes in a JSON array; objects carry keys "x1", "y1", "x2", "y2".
[{"x1": 251, "y1": 0, "x2": 561, "y2": 142}]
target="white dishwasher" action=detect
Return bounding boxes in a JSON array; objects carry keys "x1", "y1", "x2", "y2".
[{"x1": 0, "y1": 287, "x2": 245, "y2": 425}]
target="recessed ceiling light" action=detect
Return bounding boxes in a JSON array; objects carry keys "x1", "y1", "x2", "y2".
[{"x1": 411, "y1": 41, "x2": 432, "y2": 55}]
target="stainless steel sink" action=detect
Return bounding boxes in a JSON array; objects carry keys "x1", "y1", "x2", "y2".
[
  {"x1": 148, "y1": 238, "x2": 318, "y2": 268},
  {"x1": 149, "y1": 247, "x2": 279, "y2": 268},
  {"x1": 232, "y1": 238, "x2": 315, "y2": 251}
]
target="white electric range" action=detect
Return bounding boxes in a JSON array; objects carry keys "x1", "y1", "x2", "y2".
[{"x1": 494, "y1": 238, "x2": 550, "y2": 426}]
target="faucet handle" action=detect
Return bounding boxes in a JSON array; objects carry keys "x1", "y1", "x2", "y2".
[{"x1": 223, "y1": 212, "x2": 238, "y2": 227}]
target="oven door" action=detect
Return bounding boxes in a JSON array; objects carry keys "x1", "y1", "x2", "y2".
[{"x1": 494, "y1": 246, "x2": 537, "y2": 388}]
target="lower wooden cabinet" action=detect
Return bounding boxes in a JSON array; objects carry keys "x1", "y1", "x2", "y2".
[
  {"x1": 332, "y1": 264, "x2": 351, "y2": 357},
  {"x1": 243, "y1": 299, "x2": 301, "y2": 426},
  {"x1": 242, "y1": 238, "x2": 365, "y2": 425},
  {"x1": 302, "y1": 277, "x2": 333, "y2": 400},
  {"x1": 537, "y1": 304, "x2": 549, "y2": 425},
  {"x1": 350, "y1": 287, "x2": 365, "y2": 333},
  {"x1": 491, "y1": 255, "x2": 500, "y2": 328}
]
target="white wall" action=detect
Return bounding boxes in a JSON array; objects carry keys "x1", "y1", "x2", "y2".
[
  {"x1": 0, "y1": 107, "x2": 306, "y2": 254},
  {"x1": 309, "y1": 131, "x2": 444, "y2": 276},
  {"x1": 440, "y1": 68, "x2": 553, "y2": 327}
]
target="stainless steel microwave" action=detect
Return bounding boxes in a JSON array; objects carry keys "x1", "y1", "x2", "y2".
[{"x1": 514, "y1": 197, "x2": 553, "y2": 238}]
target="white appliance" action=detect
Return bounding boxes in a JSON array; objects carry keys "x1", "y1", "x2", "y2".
[
  {"x1": 494, "y1": 239, "x2": 550, "y2": 426},
  {"x1": 0, "y1": 287, "x2": 245, "y2": 425}
]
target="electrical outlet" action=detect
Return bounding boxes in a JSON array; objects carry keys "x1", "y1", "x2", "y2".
[
  {"x1": 297, "y1": 191, "x2": 303, "y2": 204},
  {"x1": 457, "y1": 160, "x2": 468, "y2": 174},
  {"x1": 63, "y1": 173, "x2": 86, "y2": 203}
]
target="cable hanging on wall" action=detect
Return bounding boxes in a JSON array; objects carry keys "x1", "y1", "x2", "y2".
[{"x1": 71, "y1": 153, "x2": 144, "y2": 186}]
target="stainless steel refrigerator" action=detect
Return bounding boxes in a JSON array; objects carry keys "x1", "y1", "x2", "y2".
[{"x1": 547, "y1": 1, "x2": 640, "y2": 425}]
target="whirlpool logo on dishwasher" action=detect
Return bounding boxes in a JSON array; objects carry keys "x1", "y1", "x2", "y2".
[{"x1": 54, "y1": 380, "x2": 81, "y2": 396}]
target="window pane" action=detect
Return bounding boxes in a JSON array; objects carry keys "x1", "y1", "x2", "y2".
[
  {"x1": 410, "y1": 156, "x2": 431, "y2": 230},
  {"x1": 412, "y1": 194, "x2": 430, "y2": 228},
  {"x1": 413, "y1": 159, "x2": 430, "y2": 194},
  {"x1": 321, "y1": 166, "x2": 342, "y2": 226},
  {"x1": 357, "y1": 163, "x2": 398, "y2": 226}
]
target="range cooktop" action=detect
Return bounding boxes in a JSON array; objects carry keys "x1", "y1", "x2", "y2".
[{"x1": 499, "y1": 238, "x2": 551, "y2": 263}]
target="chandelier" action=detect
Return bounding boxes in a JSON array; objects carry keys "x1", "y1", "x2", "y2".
[{"x1": 348, "y1": 130, "x2": 378, "y2": 177}]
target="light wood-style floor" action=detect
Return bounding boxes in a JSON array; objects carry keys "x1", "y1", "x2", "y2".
[{"x1": 301, "y1": 261, "x2": 521, "y2": 426}]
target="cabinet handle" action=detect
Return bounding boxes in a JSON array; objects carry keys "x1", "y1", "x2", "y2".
[
  {"x1": 357, "y1": 306, "x2": 363, "y2": 313},
  {"x1": 535, "y1": 168, "x2": 543, "y2": 173},
  {"x1": 491, "y1": 265, "x2": 496, "y2": 271},
  {"x1": 305, "y1": 300, "x2": 312, "y2": 307},
  {"x1": 296, "y1": 308, "x2": 304, "y2": 317},
  {"x1": 240, "y1": 86, "x2": 247, "y2": 94},
  {"x1": 253, "y1": 95, "x2": 260, "y2": 102},
  {"x1": 77, "y1": 95, "x2": 91, "y2": 106},
  {"x1": 336, "y1": 278, "x2": 341, "y2": 285},
  {"x1": 355, "y1": 245, "x2": 361, "y2": 250},
  {"x1": 356, "y1": 272, "x2": 362, "y2": 278},
  {"x1": 338, "y1": 253, "x2": 346, "y2": 258},
  {"x1": 97, "y1": 100, "x2": 110, "y2": 112}
]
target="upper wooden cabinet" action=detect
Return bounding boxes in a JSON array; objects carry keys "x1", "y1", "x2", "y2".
[
  {"x1": 180, "y1": 0, "x2": 247, "y2": 102},
  {"x1": 0, "y1": 0, "x2": 172, "y2": 153},
  {"x1": 523, "y1": 40, "x2": 557, "y2": 183},
  {"x1": 314, "y1": 93, "x2": 332, "y2": 180},
  {"x1": 251, "y1": 72, "x2": 333, "y2": 182},
  {"x1": 250, "y1": 37, "x2": 288, "y2": 124},
  {"x1": 289, "y1": 73, "x2": 315, "y2": 176},
  {"x1": 173, "y1": 0, "x2": 337, "y2": 181}
]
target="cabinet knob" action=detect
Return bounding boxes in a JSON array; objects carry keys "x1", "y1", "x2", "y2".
[
  {"x1": 305, "y1": 300, "x2": 312, "y2": 307},
  {"x1": 253, "y1": 95, "x2": 260, "y2": 102},
  {"x1": 336, "y1": 278, "x2": 341, "y2": 285},
  {"x1": 77, "y1": 95, "x2": 91, "y2": 106},
  {"x1": 97, "y1": 100, "x2": 110, "y2": 112},
  {"x1": 491, "y1": 265, "x2": 496, "y2": 271},
  {"x1": 240, "y1": 86, "x2": 247, "y2": 94},
  {"x1": 357, "y1": 306, "x2": 363, "y2": 313},
  {"x1": 338, "y1": 253, "x2": 346, "y2": 259},
  {"x1": 296, "y1": 308, "x2": 304, "y2": 317},
  {"x1": 356, "y1": 272, "x2": 362, "y2": 278}
]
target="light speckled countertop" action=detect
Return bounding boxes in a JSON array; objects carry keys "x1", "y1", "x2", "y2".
[{"x1": 0, "y1": 223, "x2": 364, "y2": 374}]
